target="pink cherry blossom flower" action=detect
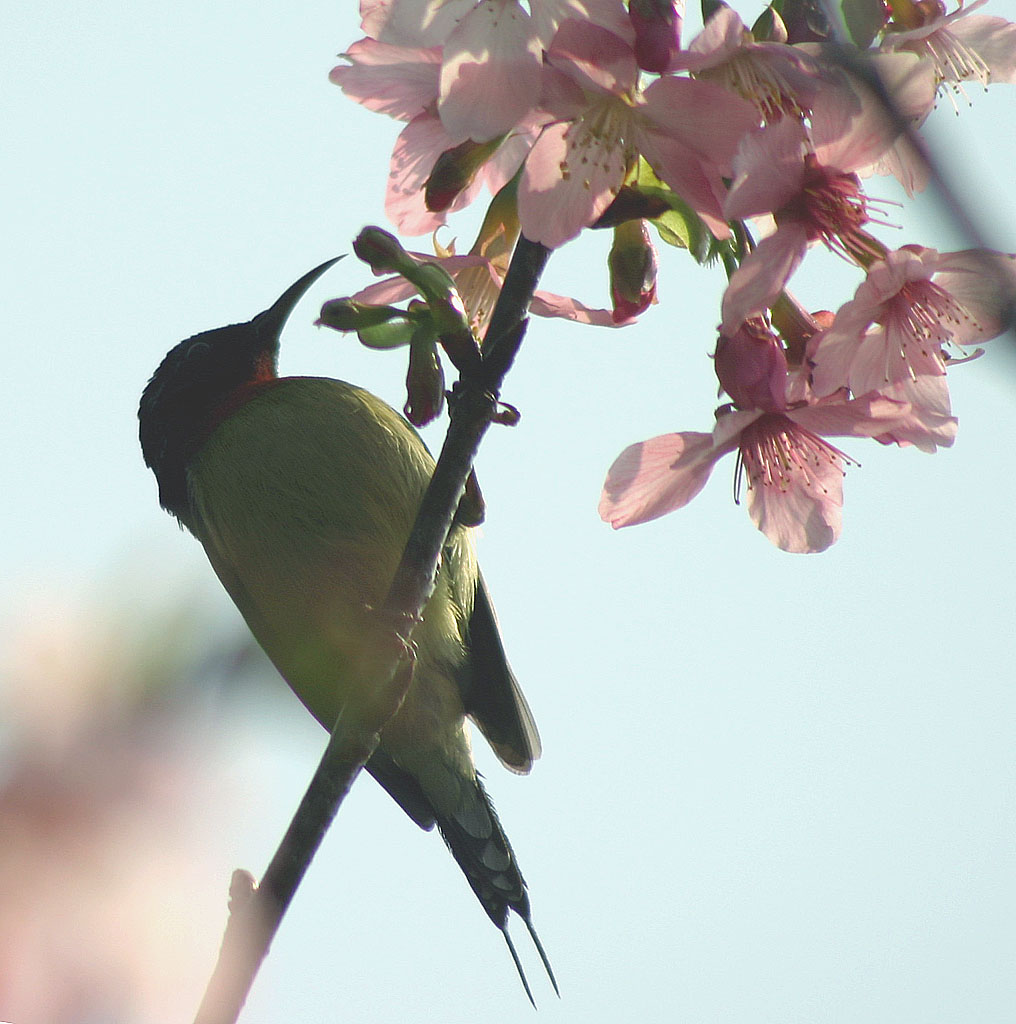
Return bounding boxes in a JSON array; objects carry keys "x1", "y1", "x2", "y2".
[
  {"x1": 810, "y1": 245, "x2": 1016, "y2": 396},
  {"x1": 599, "y1": 389, "x2": 914, "y2": 552},
  {"x1": 713, "y1": 317, "x2": 790, "y2": 410},
  {"x1": 518, "y1": 20, "x2": 758, "y2": 248},
  {"x1": 600, "y1": 321, "x2": 921, "y2": 553},
  {"x1": 360, "y1": 0, "x2": 475, "y2": 48},
  {"x1": 826, "y1": 49, "x2": 936, "y2": 194},
  {"x1": 881, "y1": 0, "x2": 1016, "y2": 96},
  {"x1": 719, "y1": 81, "x2": 910, "y2": 333},
  {"x1": 352, "y1": 248, "x2": 621, "y2": 334},
  {"x1": 360, "y1": 0, "x2": 632, "y2": 141}
]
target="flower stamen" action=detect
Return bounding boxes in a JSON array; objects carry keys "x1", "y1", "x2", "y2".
[{"x1": 734, "y1": 413, "x2": 857, "y2": 504}]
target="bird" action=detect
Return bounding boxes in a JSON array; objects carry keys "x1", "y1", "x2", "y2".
[{"x1": 138, "y1": 258, "x2": 556, "y2": 1002}]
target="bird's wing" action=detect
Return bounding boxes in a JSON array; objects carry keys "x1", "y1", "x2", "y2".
[
  {"x1": 365, "y1": 748, "x2": 438, "y2": 830},
  {"x1": 458, "y1": 573, "x2": 542, "y2": 774}
]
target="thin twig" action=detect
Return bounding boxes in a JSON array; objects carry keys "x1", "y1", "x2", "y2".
[{"x1": 192, "y1": 235, "x2": 551, "y2": 1024}]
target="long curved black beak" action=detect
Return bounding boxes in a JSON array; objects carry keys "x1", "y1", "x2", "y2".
[{"x1": 253, "y1": 256, "x2": 344, "y2": 340}]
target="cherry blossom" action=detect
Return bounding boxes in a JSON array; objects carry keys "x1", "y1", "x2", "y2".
[
  {"x1": 600, "y1": 324, "x2": 920, "y2": 552},
  {"x1": 327, "y1": 0, "x2": 1014, "y2": 557},
  {"x1": 437, "y1": 0, "x2": 544, "y2": 141},
  {"x1": 719, "y1": 81, "x2": 912, "y2": 333},
  {"x1": 629, "y1": 0, "x2": 684, "y2": 73},
  {"x1": 360, "y1": 0, "x2": 632, "y2": 141},
  {"x1": 599, "y1": 389, "x2": 917, "y2": 553},
  {"x1": 360, "y1": 0, "x2": 632, "y2": 49},
  {"x1": 810, "y1": 245, "x2": 1016, "y2": 397},
  {"x1": 882, "y1": 0, "x2": 1016, "y2": 94},
  {"x1": 518, "y1": 20, "x2": 757, "y2": 248}
]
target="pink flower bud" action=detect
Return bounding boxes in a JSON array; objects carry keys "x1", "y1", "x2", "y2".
[
  {"x1": 404, "y1": 335, "x2": 446, "y2": 427},
  {"x1": 353, "y1": 227, "x2": 413, "y2": 276},
  {"x1": 629, "y1": 0, "x2": 684, "y2": 73},
  {"x1": 425, "y1": 136, "x2": 505, "y2": 213},
  {"x1": 714, "y1": 319, "x2": 789, "y2": 411},
  {"x1": 609, "y1": 220, "x2": 659, "y2": 323}
]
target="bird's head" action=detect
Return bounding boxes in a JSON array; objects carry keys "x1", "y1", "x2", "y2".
[{"x1": 139, "y1": 257, "x2": 340, "y2": 521}]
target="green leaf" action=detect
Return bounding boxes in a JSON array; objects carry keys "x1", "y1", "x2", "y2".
[
  {"x1": 841, "y1": 0, "x2": 886, "y2": 47},
  {"x1": 700, "y1": 0, "x2": 724, "y2": 22}
]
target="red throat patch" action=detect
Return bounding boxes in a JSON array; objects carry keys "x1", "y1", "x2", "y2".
[{"x1": 204, "y1": 350, "x2": 279, "y2": 441}]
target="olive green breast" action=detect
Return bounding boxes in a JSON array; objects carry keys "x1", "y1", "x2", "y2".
[{"x1": 185, "y1": 376, "x2": 476, "y2": 732}]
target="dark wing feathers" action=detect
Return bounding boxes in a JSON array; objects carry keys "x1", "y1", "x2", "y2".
[
  {"x1": 366, "y1": 749, "x2": 437, "y2": 830},
  {"x1": 458, "y1": 574, "x2": 542, "y2": 774}
]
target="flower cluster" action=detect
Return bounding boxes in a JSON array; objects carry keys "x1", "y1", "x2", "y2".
[{"x1": 328, "y1": 0, "x2": 1016, "y2": 552}]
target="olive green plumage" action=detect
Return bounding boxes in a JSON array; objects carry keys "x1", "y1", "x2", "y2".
[{"x1": 138, "y1": 261, "x2": 554, "y2": 1000}]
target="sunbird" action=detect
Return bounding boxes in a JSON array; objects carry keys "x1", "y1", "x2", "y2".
[{"x1": 138, "y1": 259, "x2": 555, "y2": 1001}]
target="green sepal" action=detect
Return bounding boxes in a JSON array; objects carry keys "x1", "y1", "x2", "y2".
[
  {"x1": 356, "y1": 319, "x2": 417, "y2": 350},
  {"x1": 636, "y1": 160, "x2": 713, "y2": 263},
  {"x1": 318, "y1": 298, "x2": 407, "y2": 332}
]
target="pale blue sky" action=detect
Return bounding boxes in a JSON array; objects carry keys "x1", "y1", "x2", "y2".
[{"x1": 4, "y1": 1, "x2": 1016, "y2": 1021}]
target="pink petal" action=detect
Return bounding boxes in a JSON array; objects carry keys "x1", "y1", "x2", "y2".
[
  {"x1": 599, "y1": 432, "x2": 718, "y2": 528},
  {"x1": 933, "y1": 249, "x2": 1016, "y2": 344},
  {"x1": 386, "y1": 114, "x2": 485, "y2": 235},
  {"x1": 746, "y1": 454, "x2": 843, "y2": 553},
  {"x1": 530, "y1": 0, "x2": 634, "y2": 47},
  {"x1": 808, "y1": 76, "x2": 906, "y2": 174},
  {"x1": 957, "y1": 16, "x2": 1016, "y2": 82},
  {"x1": 351, "y1": 275, "x2": 417, "y2": 306},
  {"x1": 809, "y1": 306, "x2": 875, "y2": 398},
  {"x1": 811, "y1": 320, "x2": 914, "y2": 399},
  {"x1": 529, "y1": 290, "x2": 620, "y2": 325},
  {"x1": 638, "y1": 129, "x2": 730, "y2": 239},
  {"x1": 863, "y1": 132, "x2": 931, "y2": 198},
  {"x1": 873, "y1": 374, "x2": 957, "y2": 453},
  {"x1": 937, "y1": 15, "x2": 1016, "y2": 84},
  {"x1": 519, "y1": 118, "x2": 629, "y2": 248},
  {"x1": 438, "y1": 0, "x2": 544, "y2": 141},
  {"x1": 720, "y1": 225, "x2": 808, "y2": 333},
  {"x1": 360, "y1": 0, "x2": 474, "y2": 48},
  {"x1": 789, "y1": 391, "x2": 911, "y2": 439},
  {"x1": 330, "y1": 39, "x2": 442, "y2": 121},
  {"x1": 642, "y1": 76, "x2": 759, "y2": 174},
  {"x1": 546, "y1": 20, "x2": 639, "y2": 96},
  {"x1": 675, "y1": 4, "x2": 746, "y2": 71},
  {"x1": 723, "y1": 119, "x2": 806, "y2": 221}
]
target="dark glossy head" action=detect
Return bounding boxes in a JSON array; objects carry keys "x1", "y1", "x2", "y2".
[{"x1": 139, "y1": 257, "x2": 340, "y2": 521}]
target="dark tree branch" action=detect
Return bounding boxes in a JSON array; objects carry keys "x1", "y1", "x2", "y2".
[
  {"x1": 816, "y1": 0, "x2": 1016, "y2": 334},
  {"x1": 192, "y1": 234, "x2": 551, "y2": 1024}
]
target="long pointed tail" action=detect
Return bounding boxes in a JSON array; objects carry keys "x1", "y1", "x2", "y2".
[{"x1": 434, "y1": 776, "x2": 558, "y2": 1002}]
